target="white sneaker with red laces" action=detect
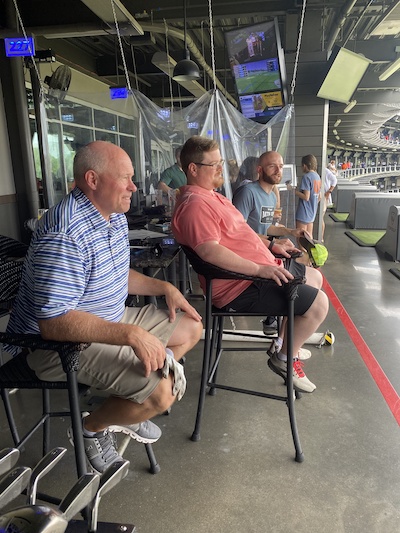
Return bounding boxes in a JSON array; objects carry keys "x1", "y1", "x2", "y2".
[{"x1": 267, "y1": 353, "x2": 316, "y2": 393}]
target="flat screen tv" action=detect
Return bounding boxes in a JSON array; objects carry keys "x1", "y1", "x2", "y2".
[
  {"x1": 225, "y1": 19, "x2": 287, "y2": 123},
  {"x1": 317, "y1": 47, "x2": 372, "y2": 104}
]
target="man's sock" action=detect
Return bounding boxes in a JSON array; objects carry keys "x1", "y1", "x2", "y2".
[
  {"x1": 82, "y1": 421, "x2": 98, "y2": 437},
  {"x1": 277, "y1": 351, "x2": 287, "y2": 362},
  {"x1": 275, "y1": 337, "x2": 283, "y2": 351}
]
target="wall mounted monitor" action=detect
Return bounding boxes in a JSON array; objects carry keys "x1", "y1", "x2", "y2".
[
  {"x1": 225, "y1": 19, "x2": 287, "y2": 123},
  {"x1": 277, "y1": 164, "x2": 297, "y2": 188},
  {"x1": 317, "y1": 47, "x2": 372, "y2": 104}
]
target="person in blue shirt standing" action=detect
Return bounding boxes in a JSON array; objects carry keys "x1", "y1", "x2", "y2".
[{"x1": 288, "y1": 154, "x2": 321, "y2": 237}]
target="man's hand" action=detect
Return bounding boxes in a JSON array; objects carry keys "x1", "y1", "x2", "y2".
[
  {"x1": 289, "y1": 228, "x2": 308, "y2": 239},
  {"x1": 257, "y1": 264, "x2": 294, "y2": 286},
  {"x1": 271, "y1": 240, "x2": 301, "y2": 258},
  {"x1": 131, "y1": 328, "x2": 168, "y2": 378},
  {"x1": 164, "y1": 284, "x2": 202, "y2": 323}
]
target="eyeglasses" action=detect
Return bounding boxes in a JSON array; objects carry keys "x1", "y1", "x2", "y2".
[{"x1": 194, "y1": 159, "x2": 225, "y2": 168}]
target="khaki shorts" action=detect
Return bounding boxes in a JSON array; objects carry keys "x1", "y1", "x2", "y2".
[{"x1": 27, "y1": 305, "x2": 184, "y2": 404}]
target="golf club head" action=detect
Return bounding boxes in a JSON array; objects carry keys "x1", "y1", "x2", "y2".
[
  {"x1": 0, "y1": 466, "x2": 32, "y2": 510},
  {"x1": 88, "y1": 460, "x2": 130, "y2": 532},
  {"x1": 27, "y1": 447, "x2": 67, "y2": 505},
  {"x1": 0, "y1": 448, "x2": 20, "y2": 477},
  {"x1": 0, "y1": 504, "x2": 68, "y2": 533},
  {"x1": 58, "y1": 473, "x2": 100, "y2": 522},
  {"x1": 97, "y1": 459, "x2": 130, "y2": 497}
]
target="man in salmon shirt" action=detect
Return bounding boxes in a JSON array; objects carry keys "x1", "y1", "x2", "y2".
[{"x1": 172, "y1": 136, "x2": 329, "y2": 393}]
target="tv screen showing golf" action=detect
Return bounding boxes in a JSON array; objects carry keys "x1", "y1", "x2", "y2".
[{"x1": 225, "y1": 19, "x2": 286, "y2": 122}]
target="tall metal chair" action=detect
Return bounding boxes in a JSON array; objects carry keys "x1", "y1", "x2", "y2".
[
  {"x1": 0, "y1": 236, "x2": 160, "y2": 493},
  {"x1": 181, "y1": 245, "x2": 306, "y2": 463}
]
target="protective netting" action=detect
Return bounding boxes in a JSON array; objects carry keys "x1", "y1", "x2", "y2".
[{"x1": 37, "y1": 87, "x2": 297, "y2": 227}]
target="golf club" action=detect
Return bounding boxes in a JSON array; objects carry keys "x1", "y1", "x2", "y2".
[
  {"x1": 0, "y1": 466, "x2": 32, "y2": 510},
  {"x1": 0, "y1": 448, "x2": 20, "y2": 477},
  {"x1": 88, "y1": 459, "x2": 130, "y2": 532},
  {"x1": 0, "y1": 473, "x2": 100, "y2": 533},
  {"x1": 27, "y1": 447, "x2": 67, "y2": 505}
]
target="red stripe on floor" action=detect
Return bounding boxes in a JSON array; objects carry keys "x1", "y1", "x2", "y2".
[{"x1": 323, "y1": 276, "x2": 400, "y2": 425}]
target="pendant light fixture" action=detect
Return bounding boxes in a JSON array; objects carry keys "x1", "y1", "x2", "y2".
[{"x1": 173, "y1": 0, "x2": 200, "y2": 81}]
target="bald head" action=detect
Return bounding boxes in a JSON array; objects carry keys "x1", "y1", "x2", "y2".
[
  {"x1": 72, "y1": 140, "x2": 136, "y2": 220},
  {"x1": 258, "y1": 151, "x2": 283, "y2": 167},
  {"x1": 73, "y1": 141, "x2": 122, "y2": 188}
]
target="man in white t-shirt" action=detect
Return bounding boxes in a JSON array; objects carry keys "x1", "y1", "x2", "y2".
[{"x1": 322, "y1": 167, "x2": 338, "y2": 240}]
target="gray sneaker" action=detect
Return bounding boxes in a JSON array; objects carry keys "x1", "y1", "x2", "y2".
[
  {"x1": 67, "y1": 415, "x2": 123, "y2": 474},
  {"x1": 267, "y1": 340, "x2": 312, "y2": 361},
  {"x1": 108, "y1": 420, "x2": 162, "y2": 444},
  {"x1": 268, "y1": 353, "x2": 316, "y2": 393}
]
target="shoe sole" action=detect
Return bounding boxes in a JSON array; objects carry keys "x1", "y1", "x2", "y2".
[
  {"x1": 267, "y1": 358, "x2": 315, "y2": 393},
  {"x1": 107, "y1": 425, "x2": 160, "y2": 444}
]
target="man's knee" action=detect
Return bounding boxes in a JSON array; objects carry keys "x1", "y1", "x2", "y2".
[
  {"x1": 305, "y1": 266, "x2": 323, "y2": 289},
  {"x1": 175, "y1": 315, "x2": 203, "y2": 347},
  {"x1": 310, "y1": 290, "x2": 329, "y2": 320},
  {"x1": 191, "y1": 319, "x2": 203, "y2": 343},
  {"x1": 148, "y1": 374, "x2": 177, "y2": 414}
]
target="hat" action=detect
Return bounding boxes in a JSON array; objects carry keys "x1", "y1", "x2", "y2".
[{"x1": 298, "y1": 234, "x2": 328, "y2": 268}]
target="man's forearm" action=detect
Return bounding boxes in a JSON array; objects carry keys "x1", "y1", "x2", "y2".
[
  {"x1": 267, "y1": 225, "x2": 293, "y2": 237},
  {"x1": 128, "y1": 269, "x2": 173, "y2": 296},
  {"x1": 196, "y1": 241, "x2": 261, "y2": 276},
  {"x1": 38, "y1": 310, "x2": 142, "y2": 346},
  {"x1": 158, "y1": 182, "x2": 171, "y2": 193}
]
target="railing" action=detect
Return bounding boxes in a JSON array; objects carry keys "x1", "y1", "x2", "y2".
[{"x1": 340, "y1": 165, "x2": 400, "y2": 181}]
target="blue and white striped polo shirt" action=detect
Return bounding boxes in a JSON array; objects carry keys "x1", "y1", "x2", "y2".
[{"x1": 7, "y1": 187, "x2": 130, "y2": 339}]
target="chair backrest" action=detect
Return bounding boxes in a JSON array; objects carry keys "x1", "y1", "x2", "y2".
[
  {"x1": 0, "y1": 236, "x2": 28, "y2": 314},
  {"x1": 0, "y1": 236, "x2": 29, "y2": 262}
]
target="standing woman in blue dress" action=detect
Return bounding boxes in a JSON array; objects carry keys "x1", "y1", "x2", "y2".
[{"x1": 288, "y1": 154, "x2": 321, "y2": 237}]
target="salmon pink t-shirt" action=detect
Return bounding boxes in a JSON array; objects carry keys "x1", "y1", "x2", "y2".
[{"x1": 172, "y1": 185, "x2": 282, "y2": 308}]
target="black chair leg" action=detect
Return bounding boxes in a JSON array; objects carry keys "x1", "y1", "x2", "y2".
[
  {"x1": 1, "y1": 389, "x2": 20, "y2": 446},
  {"x1": 145, "y1": 443, "x2": 160, "y2": 474},
  {"x1": 66, "y1": 371, "x2": 88, "y2": 479},
  {"x1": 42, "y1": 389, "x2": 50, "y2": 456},
  {"x1": 285, "y1": 297, "x2": 304, "y2": 463},
  {"x1": 208, "y1": 316, "x2": 224, "y2": 397},
  {"x1": 191, "y1": 282, "x2": 213, "y2": 442}
]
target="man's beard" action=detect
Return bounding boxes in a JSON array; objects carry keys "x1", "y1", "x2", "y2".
[{"x1": 260, "y1": 170, "x2": 281, "y2": 185}]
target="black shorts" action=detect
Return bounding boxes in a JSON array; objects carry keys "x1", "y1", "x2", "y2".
[{"x1": 222, "y1": 261, "x2": 318, "y2": 317}]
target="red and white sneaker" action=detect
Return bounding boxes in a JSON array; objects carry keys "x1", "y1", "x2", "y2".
[{"x1": 268, "y1": 354, "x2": 316, "y2": 393}]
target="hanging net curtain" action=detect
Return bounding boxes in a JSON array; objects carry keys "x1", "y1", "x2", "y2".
[
  {"x1": 123, "y1": 87, "x2": 297, "y2": 226},
  {"x1": 34, "y1": 85, "x2": 297, "y2": 227}
]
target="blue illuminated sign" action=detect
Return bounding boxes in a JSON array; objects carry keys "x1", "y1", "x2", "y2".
[
  {"x1": 5, "y1": 37, "x2": 35, "y2": 57},
  {"x1": 110, "y1": 87, "x2": 129, "y2": 100}
]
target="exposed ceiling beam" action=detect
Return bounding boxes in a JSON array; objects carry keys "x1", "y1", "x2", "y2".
[{"x1": 80, "y1": 0, "x2": 143, "y2": 36}]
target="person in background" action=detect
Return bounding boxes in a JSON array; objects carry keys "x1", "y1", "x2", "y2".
[
  {"x1": 172, "y1": 136, "x2": 329, "y2": 393},
  {"x1": 233, "y1": 151, "x2": 303, "y2": 243},
  {"x1": 233, "y1": 150, "x2": 311, "y2": 348},
  {"x1": 227, "y1": 158, "x2": 240, "y2": 190},
  {"x1": 7, "y1": 140, "x2": 203, "y2": 474},
  {"x1": 158, "y1": 146, "x2": 186, "y2": 193},
  {"x1": 288, "y1": 154, "x2": 321, "y2": 238},
  {"x1": 234, "y1": 156, "x2": 259, "y2": 191},
  {"x1": 321, "y1": 167, "x2": 338, "y2": 241},
  {"x1": 327, "y1": 159, "x2": 337, "y2": 175}
]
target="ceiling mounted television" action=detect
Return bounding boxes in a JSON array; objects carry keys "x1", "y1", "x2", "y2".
[
  {"x1": 225, "y1": 19, "x2": 287, "y2": 124},
  {"x1": 317, "y1": 47, "x2": 372, "y2": 104}
]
